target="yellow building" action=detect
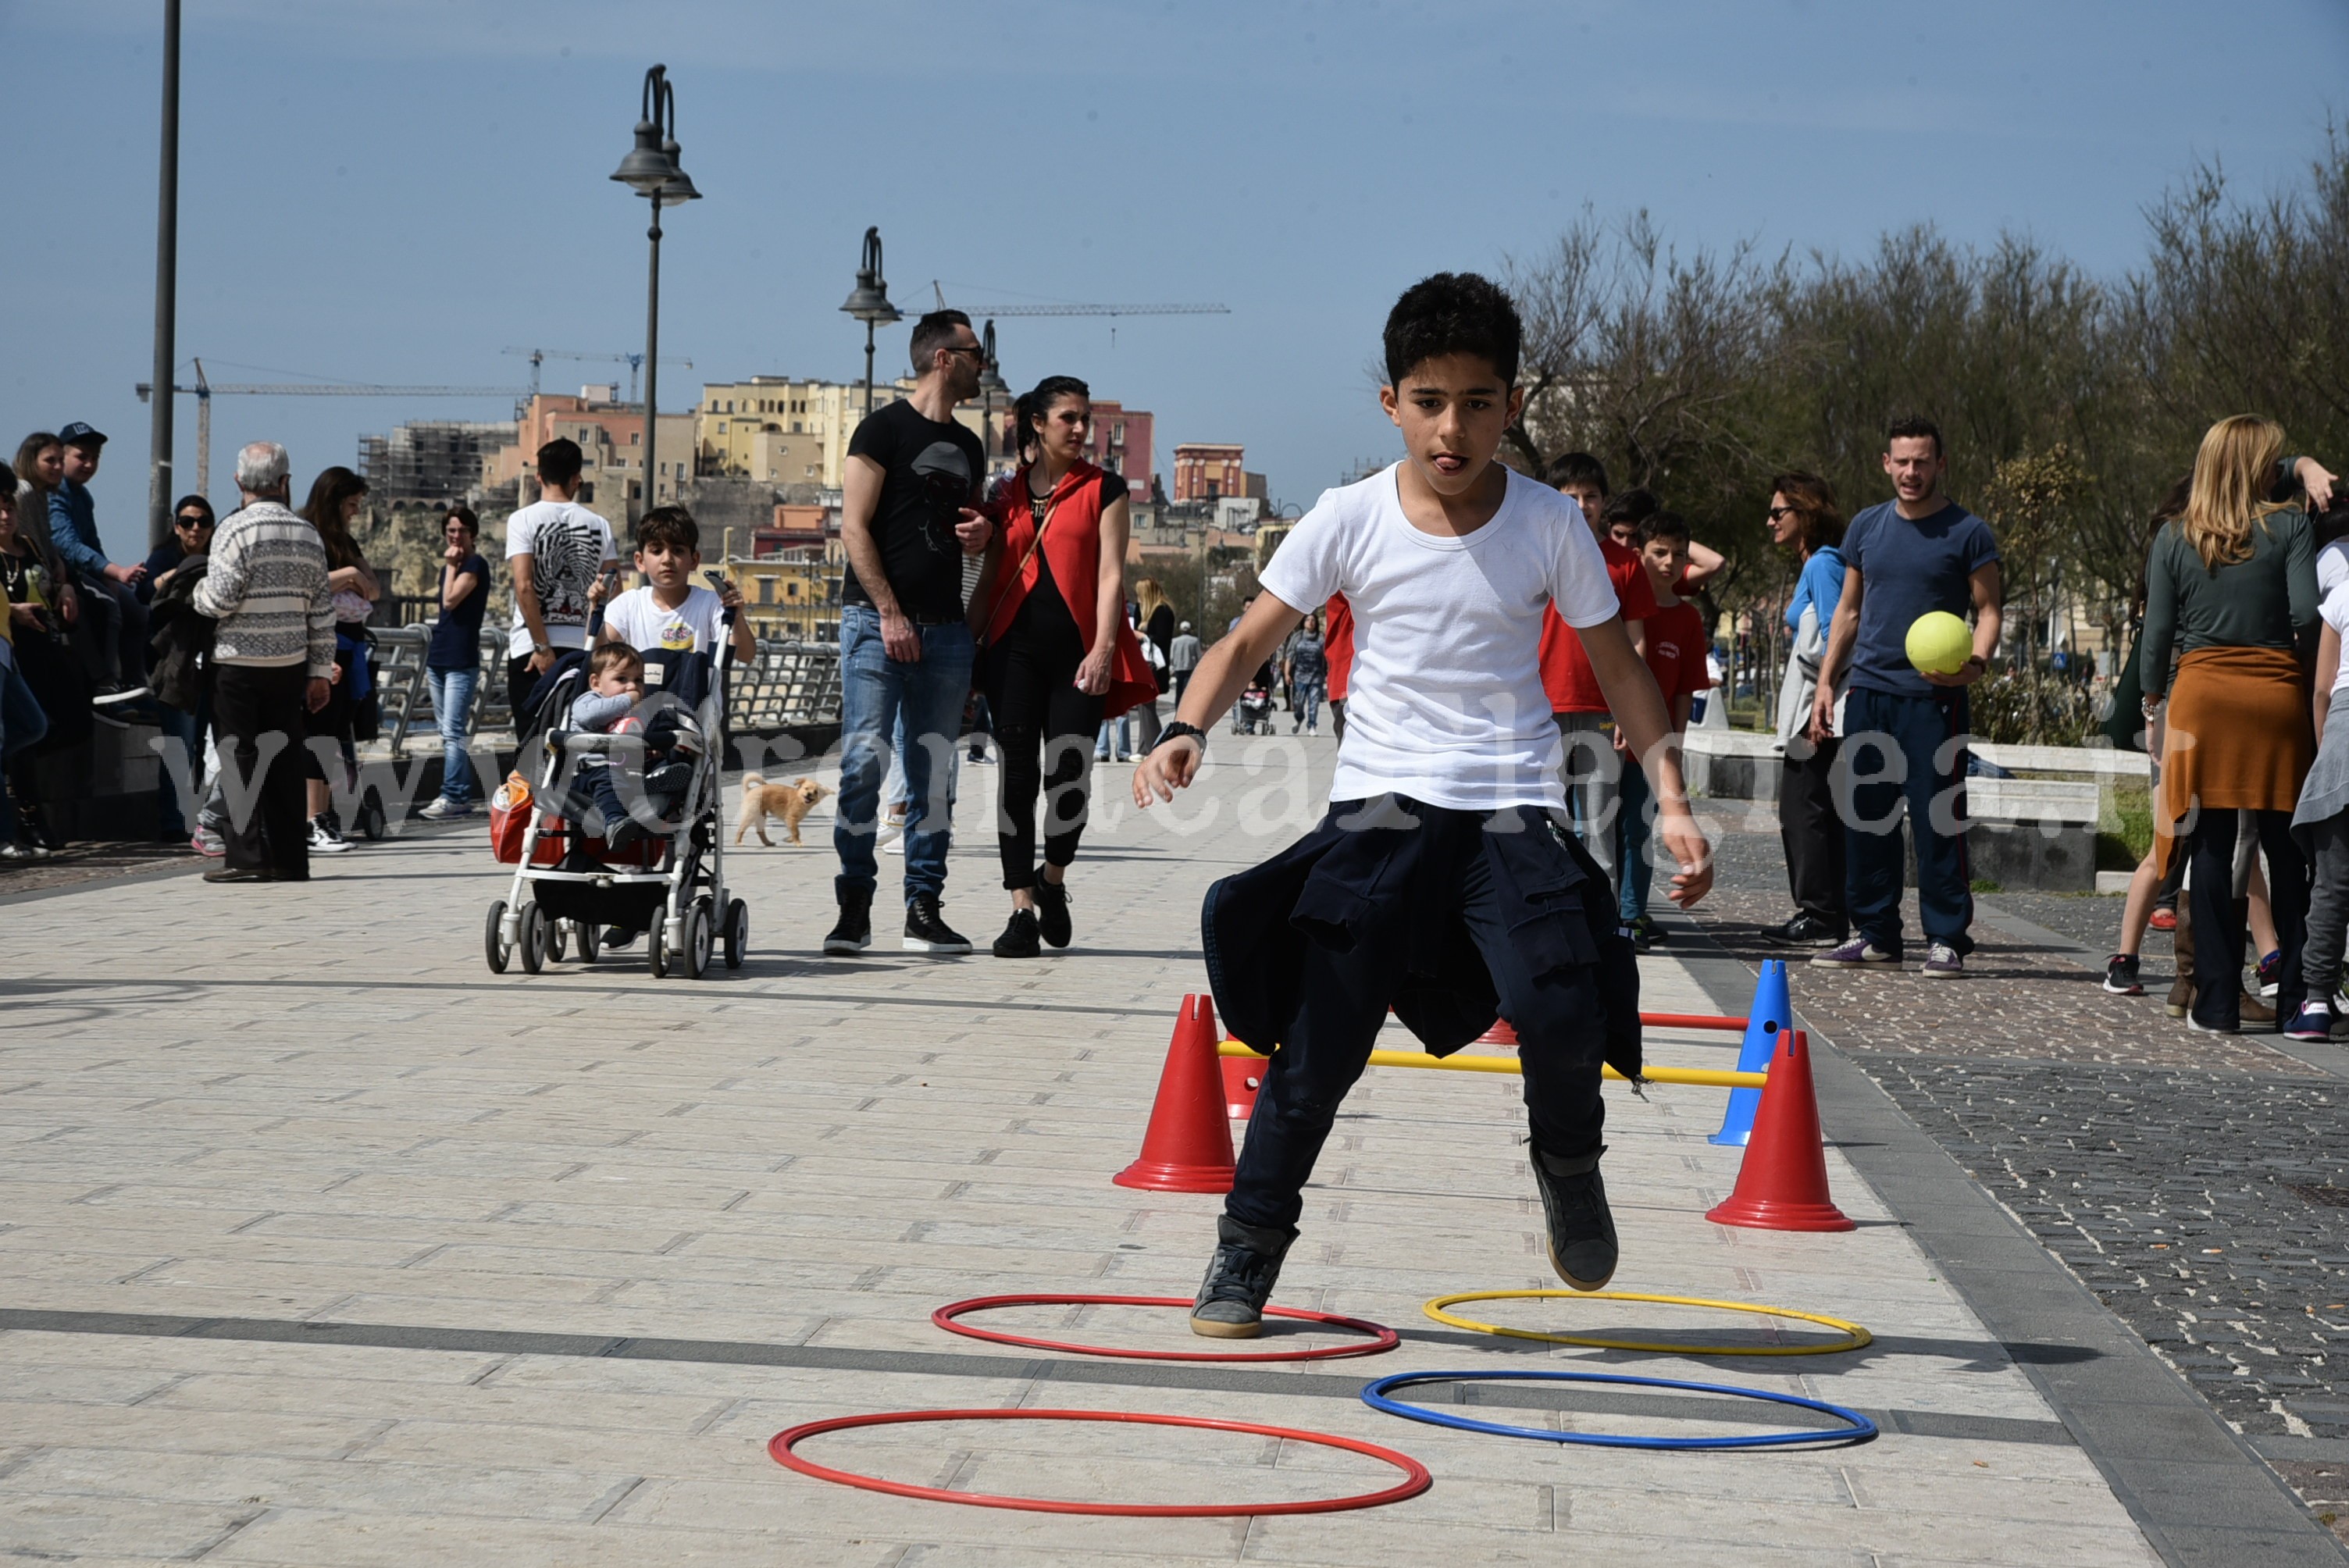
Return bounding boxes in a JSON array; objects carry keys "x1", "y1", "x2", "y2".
[
  {"x1": 725, "y1": 544, "x2": 839, "y2": 643},
  {"x1": 695, "y1": 376, "x2": 995, "y2": 490}
]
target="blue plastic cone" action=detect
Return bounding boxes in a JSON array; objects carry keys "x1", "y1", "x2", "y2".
[{"x1": 1709, "y1": 959, "x2": 1792, "y2": 1146}]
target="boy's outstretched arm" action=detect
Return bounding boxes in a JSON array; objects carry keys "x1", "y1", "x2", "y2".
[
  {"x1": 1576, "y1": 615, "x2": 1715, "y2": 907},
  {"x1": 1132, "y1": 592, "x2": 1306, "y2": 805}
]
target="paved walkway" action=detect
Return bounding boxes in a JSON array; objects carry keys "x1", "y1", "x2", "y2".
[{"x1": 0, "y1": 739, "x2": 2242, "y2": 1564}]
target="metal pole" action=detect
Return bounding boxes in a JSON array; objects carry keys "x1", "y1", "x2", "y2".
[
  {"x1": 148, "y1": 0, "x2": 180, "y2": 548},
  {"x1": 642, "y1": 197, "x2": 661, "y2": 521},
  {"x1": 863, "y1": 320, "x2": 876, "y2": 421}
]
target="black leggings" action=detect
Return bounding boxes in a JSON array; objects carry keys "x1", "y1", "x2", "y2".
[
  {"x1": 984, "y1": 620, "x2": 1104, "y2": 889},
  {"x1": 2187, "y1": 806, "x2": 2308, "y2": 1028}
]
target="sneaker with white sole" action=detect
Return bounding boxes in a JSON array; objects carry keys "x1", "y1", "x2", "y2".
[
  {"x1": 190, "y1": 827, "x2": 226, "y2": 858},
  {"x1": 902, "y1": 893, "x2": 971, "y2": 954},
  {"x1": 2102, "y1": 953, "x2": 2142, "y2": 995},
  {"x1": 417, "y1": 797, "x2": 473, "y2": 820},
  {"x1": 2284, "y1": 1002, "x2": 2335, "y2": 1042},
  {"x1": 1811, "y1": 937, "x2": 1897, "y2": 969},
  {"x1": 307, "y1": 814, "x2": 352, "y2": 854},
  {"x1": 1921, "y1": 943, "x2": 1963, "y2": 978}
]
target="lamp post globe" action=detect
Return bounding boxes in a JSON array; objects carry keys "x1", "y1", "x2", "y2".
[{"x1": 840, "y1": 226, "x2": 901, "y2": 419}]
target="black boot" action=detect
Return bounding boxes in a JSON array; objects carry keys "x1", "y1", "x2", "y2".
[
  {"x1": 1032, "y1": 867, "x2": 1072, "y2": 949},
  {"x1": 1189, "y1": 1214, "x2": 1296, "y2": 1339},
  {"x1": 822, "y1": 886, "x2": 873, "y2": 956},
  {"x1": 1532, "y1": 1143, "x2": 1619, "y2": 1291}
]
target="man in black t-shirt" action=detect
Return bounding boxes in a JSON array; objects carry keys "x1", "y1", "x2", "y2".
[{"x1": 827, "y1": 308, "x2": 992, "y2": 957}]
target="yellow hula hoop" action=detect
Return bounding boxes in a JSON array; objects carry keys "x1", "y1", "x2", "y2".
[{"x1": 1423, "y1": 1289, "x2": 1873, "y2": 1356}]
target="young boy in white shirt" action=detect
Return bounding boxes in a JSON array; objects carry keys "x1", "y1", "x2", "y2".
[
  {"x1": 1133, "y1": 273, "x2": 1713, "y2": 1338},
  {"x1": 593, "y1": 505, "x2": 756, "y2": 668}
]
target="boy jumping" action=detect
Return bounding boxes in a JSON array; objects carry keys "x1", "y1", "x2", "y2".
[{"x1": 1133, "y1": 273, "x2": 1713, "y2": 1338}]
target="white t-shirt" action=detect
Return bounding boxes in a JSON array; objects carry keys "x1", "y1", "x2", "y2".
[
  {"x1": 1258, "y1": 462, "x2": 1618, "y2": 810},
  {"x1": 603, "y1": 584, "x2": 725, "y2": 656},
  {"x1": 2320, "y1": 538, "x2": 2349, "y2": 604},
  {"x1": 505, "y1": 500, "x2": 617, "y2": 657}
]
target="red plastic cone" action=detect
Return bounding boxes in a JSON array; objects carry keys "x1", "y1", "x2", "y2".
[
  {"x1": 1114, "y1": 996, "x2": 1236, "y2": 1192},
  {"x1": 1706, "y1": 1030, "x2": 1854, "y2": 1232},
  {"x1": 1218, "y1": 1035, "x2": 1262, "y2": 1123}
]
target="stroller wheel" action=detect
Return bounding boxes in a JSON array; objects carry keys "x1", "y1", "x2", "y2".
[
  {"x1": 517, "y1": 903, "x2": 547, "y2": 974},
  {"x1": 723, "y1": 899, "x2": 748, "y2": 970},
  {"x1": 484, "y1": 900, "x2": 512, "y2": 974},
  {"x1": 357, "y1": 794, "x2": 387, "y2": 842},
  {"x1": 547, "y1": 918, "x2": 568, "y2": 963},
  {"x1": 576, "y1": 921, "x2": 600, "y2": 964},
  {"x1": 647, "y1": 918, "x2": 668, "y2": 978},
  {"x1": 683, "y1": 899, "x2": 714, "y2": 980}
]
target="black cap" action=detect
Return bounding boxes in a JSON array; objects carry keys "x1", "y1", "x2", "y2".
[{"x1": 58, "y1": 422, "x2": 107, "y2": 448}]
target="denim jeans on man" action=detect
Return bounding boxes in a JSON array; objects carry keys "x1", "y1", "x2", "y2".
[
  {"x1": 426, "y1": 667, "x2": 479, "y2": 805},
  {"x1": 0, "y1": 651, "x2": 50, "y2": 843},
  {"x1": 835, "y1": 603, "x2": 974, "y2": 907},
  {"x1": 1838, "y1": 686, "x2": 1973, "y2": 955},
  {"x1": 1616, "y1": 752, "x2": 1652, "y2": 926}
]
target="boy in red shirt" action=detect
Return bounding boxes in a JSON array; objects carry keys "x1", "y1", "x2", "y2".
[
  {"x1": 1619, "y1": 511, "x2": 1713, "y2": 949},
  {"x1": 1322, "y1": 592, "x2": 1353, "y2": 740},
  {"x1": 1538, "y1": 454, "x2": 1655, "y2": 890}
]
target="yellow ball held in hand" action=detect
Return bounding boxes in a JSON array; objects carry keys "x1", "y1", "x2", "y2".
[{"x1": 1905, "y1": 611, "x2": 1974, "y2": 676}]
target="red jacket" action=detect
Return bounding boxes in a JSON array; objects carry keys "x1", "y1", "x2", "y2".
[{"x1": 982, "y1": 459, "x2": 1158, "y2": 719}]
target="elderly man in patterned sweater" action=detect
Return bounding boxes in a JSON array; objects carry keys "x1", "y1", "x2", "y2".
[{"x1": 192, "y1": 442, "x2": 335, "y2": 884}]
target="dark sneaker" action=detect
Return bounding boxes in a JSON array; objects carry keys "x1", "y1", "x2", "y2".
[
  {"x1": 2284, "y1": 1002, "x2": 2335, "y2": 1042},
  {"x1": 903, "y1": 893, "x2": 972, "y2": 954},
  {"x1": 2103, "y1": 954, "x2": 2143, "y2": 996},
  {"x1": 1764, "y1": 913, "x2": 1845, "y2": 948},
  {"x1": 1189, "y1": 1215, "x2": 1296, "y2": 1338},
  {"x1": 993, "y1": 907, "x2": 1042, "y2": 958},
  {"x1": 1531, "y1": 1145, "x2": 1618, "y2": 1292},
  {"x1": 202, "y1": 865, "x2": 275, "y2": 883},
  {"x1": 1032, "y1": 870, "x2": 1072, "y2": 950},
  {"x1": 1811, "y1": 937, "x2": 1896, "y2": 969},
  {"x1": 822, "y1": 888, "x2": 872, "y2": 956},
  {"x1": 1625, "y1": 921, "x2": 1652, "y2": 955},
  {"x1": 2257, "y1": 949, "x2": 2283, "y2": 1002},
  {"x1": 1921, "y1": 943, "x2": 1963, "y2": 978},
  {"x1": 1630, "y1": 914, "x2": 1668, "y2": 947}
]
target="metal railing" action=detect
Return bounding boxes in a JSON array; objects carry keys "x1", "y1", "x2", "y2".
[{"x1": 380, "y1": 623, "x2": 843, "y2": 750}]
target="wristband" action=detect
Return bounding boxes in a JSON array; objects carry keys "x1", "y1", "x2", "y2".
[{"x1": 1151, "y1": 721, "x2": 1207, "y2": 756}]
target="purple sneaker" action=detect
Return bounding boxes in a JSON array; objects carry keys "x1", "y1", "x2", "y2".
[
  {"x1": 1920, "y1": 942, "x2": 1963, "y2": 978},
  {"x1": 1811, "y1": 938, "x2": 1897, "y2": 969}
]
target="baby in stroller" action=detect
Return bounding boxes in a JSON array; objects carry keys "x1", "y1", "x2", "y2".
[{"x1": 563, "y1": 642, "x2": 655, "y2": 850}]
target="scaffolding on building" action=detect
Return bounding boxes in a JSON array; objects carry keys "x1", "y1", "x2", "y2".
[{"x1": 358, "y1": 420, "x2": 515, "y2": 506}]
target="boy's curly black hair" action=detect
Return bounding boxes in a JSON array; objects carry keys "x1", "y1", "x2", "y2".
[{"x1": 1383, "y1": 273, "x2": 1521, "y2": 388}]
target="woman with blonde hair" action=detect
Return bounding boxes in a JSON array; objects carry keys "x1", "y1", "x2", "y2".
[
  {"x1": 1130, "y1": 575, "x2": 1175, "y2": 750},
  {"x1": 2142, "y1": 414, "x2": 2319, "y2": 1033}
]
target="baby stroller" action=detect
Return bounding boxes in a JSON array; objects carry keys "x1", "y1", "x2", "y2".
[
  {"x1": 1232, "y1": 679, "x2": 1275, "y2": 736},
  {"x1": 483, "y1": 620, "x2": 747, "y2": 980}
]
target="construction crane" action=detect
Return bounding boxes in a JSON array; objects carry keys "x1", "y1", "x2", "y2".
[
  {"x1": 136, "y1": 367, "x2": 527, "y2": 497},
  {"x1": 502, "y1": 347, "x2": 693, "y2": 404},
  {"x1": 928, "y1": 283, "x2": 1228, "y2": 351}
]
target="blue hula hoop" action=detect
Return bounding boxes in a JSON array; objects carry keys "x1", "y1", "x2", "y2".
[{"x1": 1360, "y1": 1369, "x2": 1877, "y2": 1450}]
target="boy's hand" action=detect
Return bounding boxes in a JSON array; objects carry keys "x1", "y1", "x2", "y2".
[
  {"x1": 1923, "y1": 654, "x2": 1987, "y2": 688},
  {"x1": 714, "y1": 576, "x2": 744, "y2": 611},
  {"x1": 1807, "y1": 686, "x2": 1836, "y2": 745},
  {"x1": 1132, "y1": 735, "x2": 1201, "y2": 806},
  {"x1": 588, "y1": 572, "x2": 612, "y2": 608},
  {"x1": 1658, "y1": 809, "x2": 1713, "y2": 907}
]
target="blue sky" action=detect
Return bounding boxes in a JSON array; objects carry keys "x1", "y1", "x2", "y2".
[{"x1": 5, "y1": 0, "x2": 2346, "y2": 561}]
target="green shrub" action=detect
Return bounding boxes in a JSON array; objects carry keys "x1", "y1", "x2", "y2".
[{"x1": 1967, "y1": 669, "x2": 2101, "y2": 746}]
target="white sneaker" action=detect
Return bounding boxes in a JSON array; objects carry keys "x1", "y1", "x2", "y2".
[
  {"x1": 417, "y1": 797, "x2": 472, "y2": 820},
  {"x1": 190, "y1": 827, "x2": 226, "y2": 857},
  {"x1": 308, "y1": 815, "x2": 353, "y2": 854},
  {"x1": 884, "y1": 832, "x2": 907, "y2": 856},
  {"x1": 875, "y1": 818, "x2": 905, "y2": 849}
]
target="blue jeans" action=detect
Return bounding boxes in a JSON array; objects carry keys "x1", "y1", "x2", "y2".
[
  {"x1": 154, "y1": 703, "x2": 205, "y2": 837},
  {"x1": 1616, "y1": 754, "x2": 1652, "y2": 925},
  {"x1": 1840, "y1": 685, "x2": 1973, "y2": 955},
  {"x1": 428, "y1": 666, "x2": 480, "y2": 804},
  {"x1": 0, "y1": 657, "x2": 49, "y2": 843},
  {"x1": 835, "y1": 603, "x2": 975, "y2": 906},
  {"x1": 1096, "y1": 715, "x2": 1132, "y2": 759}
]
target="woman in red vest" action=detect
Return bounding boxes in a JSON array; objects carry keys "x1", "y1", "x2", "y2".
[{"x1": 972, "y1": 376, "x2": 1156, "y2": 958}]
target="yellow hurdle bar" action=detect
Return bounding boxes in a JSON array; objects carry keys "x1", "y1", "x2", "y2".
[{"x1": 1217, "y1": 1039, "x2": 1766, "y2": 1090}]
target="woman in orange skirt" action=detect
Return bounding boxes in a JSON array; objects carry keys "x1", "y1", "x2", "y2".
[{"x1": 2143, "y1": 415, "x2": 2320, "y2": 1033}]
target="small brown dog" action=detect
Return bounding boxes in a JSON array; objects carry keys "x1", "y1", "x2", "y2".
[{"x1": 735, "y1": 774, "x2": 832, "y2": 846}]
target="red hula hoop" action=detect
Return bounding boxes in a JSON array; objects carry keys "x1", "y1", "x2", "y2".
[
  {"x1": 930, "y1": 1292, "x2": 1399, "y2": 1362},
  {"x1": 768, "y1": 1407, "x2": 1431, "y2": 1516}
]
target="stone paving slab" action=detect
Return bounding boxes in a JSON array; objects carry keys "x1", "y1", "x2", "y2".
[{"x1": 0, "y1": 746, "x2": 2181, "y2": 1563}]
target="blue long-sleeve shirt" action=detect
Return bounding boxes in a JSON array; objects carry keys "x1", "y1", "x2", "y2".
[{"x1": 46, "y1": 479, "x2": 110, "y2": 576}]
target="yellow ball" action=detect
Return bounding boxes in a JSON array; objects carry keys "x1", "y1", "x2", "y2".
[{"x1": 1905, "y1": 611, "x2": 1973, "y2": 676}]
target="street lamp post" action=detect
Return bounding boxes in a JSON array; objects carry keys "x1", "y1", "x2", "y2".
[
  {"x1": 610, "y1": 64, "x2": 700, "y2": 524},
  {"x1": 148, "y1": 0, "x2": 180, "y2": 546},
  {"x1": 978, "y1": 318, "x2": 1007, "y2": 480},
  {"x1": 839, "y1": 226, "x2": 901, "y2": 422}
]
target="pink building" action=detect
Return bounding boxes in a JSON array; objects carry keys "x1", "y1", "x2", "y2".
[
  {"x1": 1173, "y1": 442, "x2": 1246, "y2": 502},
  {"x1": 985, "y1": 397, "x2": 1153, "y2": 499}
]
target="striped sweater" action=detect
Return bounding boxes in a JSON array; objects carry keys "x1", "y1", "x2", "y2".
[{"x1": 192, "y1": 501, "x2": 336, "y2": 672}]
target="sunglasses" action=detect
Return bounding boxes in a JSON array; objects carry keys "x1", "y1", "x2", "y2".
[
  {"x1": 943, "y1": 344, "x2": 986, "y2": 360},
  {"x1": 174, "y1": 515, "x2": 210, "y2": 529},
  {"x1": 1766, "y1": 506, "x2": 1796, "y2": 521}
]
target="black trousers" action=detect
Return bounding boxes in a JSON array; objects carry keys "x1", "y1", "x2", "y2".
[
  {"x1": 984, "y1": 622, "x2": 1104, "y2": 889},
  {"x1": 2187, "y1": 806, "x2": 2307, "y2": 1028},
  {"x1": 1777, "y1": 736, "x2": 1846, "y2": 933},
  {"x1": 212, "y1": 663, "x2": 311, "y2": 879},
  {"x1": 1227, "y1": 812, "x2": 1610, "y2": 1233}
]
